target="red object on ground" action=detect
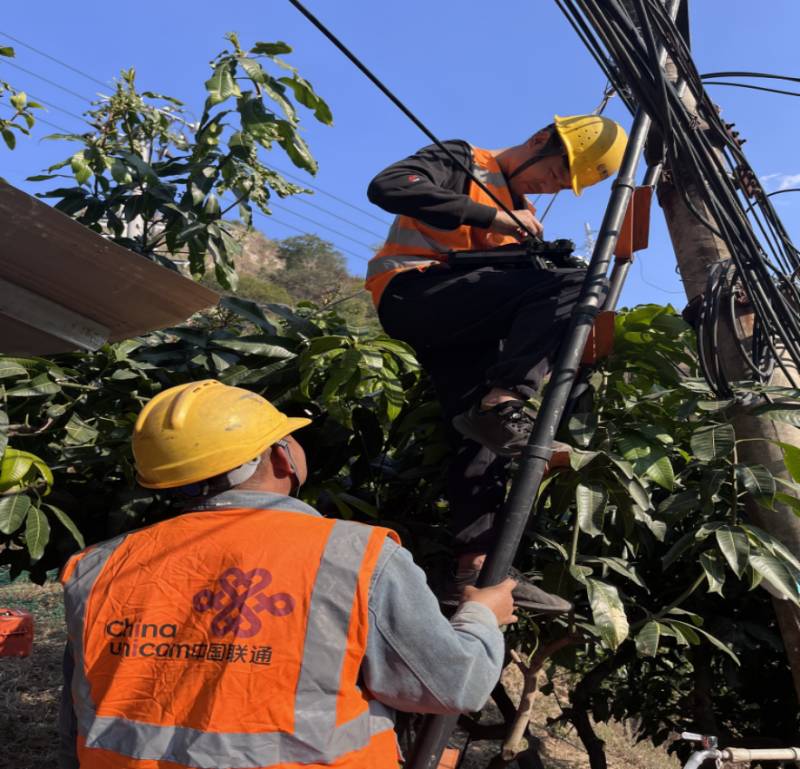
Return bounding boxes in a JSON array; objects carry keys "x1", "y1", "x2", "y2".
[
  {"x1": 437, "y1": 747, "x2": 461, "y2": 769},
  {"x1": 0, "y1": 608, "x2": 34, "y2": 657}
]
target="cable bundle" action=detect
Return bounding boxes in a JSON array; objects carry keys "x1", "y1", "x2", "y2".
[{"x1": 555, "y1": 0, "x2": 800, "y2": 395}]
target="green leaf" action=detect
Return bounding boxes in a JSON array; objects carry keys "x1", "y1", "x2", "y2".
[
  {"x1": 220, "y1": 296, "x2": 278, "y2": 334},
  {"x1": 586, "y1": 578, "x2": 629, "y2": 650},
  {"x1": 25, "y1": 505, "x2": 50, "y2": 561},
  {"x1": 576, "y1": 482, "x2": 607, "y2": 537},
  {"x1": 0, "y1": 449, "x2": 33, "y2": 491},
  {"x1": 45, "y1": 504, "x2": 84, "y2": 548},
  {"x1": 275, "y1": 119, "x2": 317, "y2": 173},
  {"x1": 251, "y1": 41, "x2": 293, "y2": 56},
  {"x1": 0, "y1": 359, "x2": 29, "y2": 378},
  {"x1": 570, "y1": 449, "x2": 600, "y2": 471},
  {"x1": 735, "y1": 464, "x2": 776, "y2": 499},
  {"x1": 635, "y1": 621, "x2": 661, "y2": 657},
  {"x1": 749, "y1": 553, "x2": 800, "y2": 605},
  {"x1": 586, "y1": 556, "x2": 647, "y2": 589},
  {"x1": 239, "y1": 93, "x2": 280, "y2": 147},
  {"x1": 775, "y1": 491, "x2": 800, "y2": 517},
  {"x1": 644, "y1": 454, "x2": 674, "y2": 491},
  {"x1": 568, "y1": 411, "x2": 597, "y2": 448},
  {"x1": 0, "y1": 47, "x2": 14, "y2": 57},
  {"x1": 757, "y1": 408, "x2": 800, "y2": 428},
  {"x1": 669, "y1": 620, "x2": 740, "y2": 664},
  {"x1": 204, "y1": 61, "x2": 241, "y2": 108},
  {"x1": 64, "y1": 414, "x2": 99, "y2": 446},
  {"x1": 715, "y1": 526, "x2": 749, "y2": 577},
  {"x1": 70, "y1": 152, "x2": 92, "y2": 185},
  {"x1": 699, "y1": 551, "x2": 726, "y2": 596},
  {"x1": 211, "y1": 337, "x2": 295, "y2": 358},
  {"x1": 2, "y1": 128, "x2": 16, "y2": 150},
  {"x1": 278, "y1": 75, "x2": 333, "y2": 125},
  {"x1": 776, "y1": 441, "x2": 800, "y2": 483},
  {"x1": 0, "y1": 494, "x2": 32, "y2": 534},
  {"x1": 110, "y1": 157, "x2": 133, "y2": 184},
  {"x1": 690, "y1": 423, "x2": 735, "y2": 460}
]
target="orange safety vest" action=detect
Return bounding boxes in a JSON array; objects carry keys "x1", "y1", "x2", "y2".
[
  {"x1": 364, "y1": 146, "x2": 519, "y2": 306},
  {"x1": 61, "y1": 496, "x2": 401, "y2": 769}
]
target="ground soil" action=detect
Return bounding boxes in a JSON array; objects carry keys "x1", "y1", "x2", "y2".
[{"x1": 0, "y1": 576, "x2": 679, "y2": 769}]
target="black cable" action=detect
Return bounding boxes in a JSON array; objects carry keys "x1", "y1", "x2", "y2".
[
  {"x1": 0, "y1": 101, "x2": 71, "y2": 133},
  {"x1": 264, "y1": 163, "x2": 391, "y2": 225},
  {"x1": 285, "y1": 0, "x2": 539, "y2": 239},
  {"x1": 558, "y1": 0, "x2": 800, "y2": 391},
  {"x1": 293, "y1": 197, "x2": 384, "y2": 240},
  {"x1": 701, "y1": 70, "x2": 800, "y2": 85},
  {"x1": 270, "y1": 201, "x2": 376, "y2": 250},
  {"x1": 257, "y1": 212, "x2": 370, "y2": 263},
  {"x1": 0, "y1": 30, "x2": 110, "y2": 88},
  {"x1": 26, "y1": 93, "x2": 86, "y2": 123},
  {"x1": 0, "y1": 58, "x2": 90, "y2": 101},
  {"x1": 703, "y1": 81, "x2": 800, "y2": 98}
]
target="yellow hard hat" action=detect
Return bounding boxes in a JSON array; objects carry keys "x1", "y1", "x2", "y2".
[
  {"x1": 554, "y1": 114, "x2": 628, "y2": 196},
  {"x1": 132, "y1": 379, "x2": 311, "y2": 489}
]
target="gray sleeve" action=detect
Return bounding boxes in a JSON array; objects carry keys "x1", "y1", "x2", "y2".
[
  {"x1": 362, "y1": 541, "x2": 505, "y2": 714},
  {"x1": 58, "y1": 642, "x2": 79, "y2": 769}
]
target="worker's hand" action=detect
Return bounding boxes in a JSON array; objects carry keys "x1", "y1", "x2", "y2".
[
  {"x1": 491, "y1": 209, "x2": 543, "y2": 240},
  {"x1": 461, "y1": 578, "x2": 518, "y2": 625}
]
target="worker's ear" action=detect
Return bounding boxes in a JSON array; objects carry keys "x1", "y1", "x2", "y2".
[
  {"x1": 269, "y1": 441, "x2": 295, "y2": 478},
  {"x1": 272, "y1": 439, "x2": 298, "y2": 479},
  {"x1": 526, "y1": 126, "x2": 553, "y2": 152}
]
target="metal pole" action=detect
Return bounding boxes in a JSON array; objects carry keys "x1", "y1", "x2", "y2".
[{"x1": 405, "y1": 107, "x2": 653, "y2": 769}]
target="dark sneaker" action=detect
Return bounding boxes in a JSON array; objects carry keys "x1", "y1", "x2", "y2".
[
  {"x1": 440, "y1": 565, "x2": 573, "y2": 615},
  {"x1": 452, "y1": 400, "x2": 571, "y2": 458}
]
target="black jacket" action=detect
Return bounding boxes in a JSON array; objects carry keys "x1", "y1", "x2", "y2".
[{"x1": 367, "y1": 141, "x2": 501, "y2": 232}]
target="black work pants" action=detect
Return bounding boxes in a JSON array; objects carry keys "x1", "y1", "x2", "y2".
[{"x1": 378, "y1": 264, "x2": 587, "y2": 554}]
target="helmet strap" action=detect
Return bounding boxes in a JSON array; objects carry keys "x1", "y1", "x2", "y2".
[{"x1": 507, "y1": 126, "x2": 566, "y2": 181}]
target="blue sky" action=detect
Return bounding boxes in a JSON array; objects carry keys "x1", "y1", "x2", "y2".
[{"x1": 2, "y1": 1, "x2": 799, "y2": 308}]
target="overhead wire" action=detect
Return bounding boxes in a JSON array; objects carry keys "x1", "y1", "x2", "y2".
[
  {"x1": 0, "y1": 36, "x2": 385, "y2": 260},
  {"x1": 285, "y1": 0, "x2": 541, "y2": 240},
  {"x1": 0, "y1": 101, "x2": 71, "y2": 133},
  {"x1": 270, "y1": 201, "x2": 376, "y2": 251},
  {"x1": 702, "y1": 81, "x2": 800, "y2": 98},
  {"x1": 264, "y1": 162, "x2": 391, "y2": 225},
  {"x1": 0, "y1": 30, "x2": 110, "y2": 88},
  {"x1": 0, "y1": 58, "x2": 91, "y2": 101},
  {"x1": 556, "y1": 0, "x2": 800, "y2": 394}
]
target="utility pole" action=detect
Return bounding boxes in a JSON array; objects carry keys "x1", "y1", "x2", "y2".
[{"x1": 655, "y1": 45, "x2": 800, "y2": 699}]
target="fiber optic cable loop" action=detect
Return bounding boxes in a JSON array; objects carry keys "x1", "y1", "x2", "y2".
[{"x1": 286, "y1": 0, "x2": 540, "y2": 241}]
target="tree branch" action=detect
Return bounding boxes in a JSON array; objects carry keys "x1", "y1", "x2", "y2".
[{"x1": 501, "y1": 634, "x2": 582, "y2": 762}]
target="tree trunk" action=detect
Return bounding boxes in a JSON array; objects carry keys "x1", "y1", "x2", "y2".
[{"x1": 656, "y1": 60, "x2": 800, "y2": 703}]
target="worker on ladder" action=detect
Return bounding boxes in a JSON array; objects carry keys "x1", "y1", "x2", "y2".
[
  {"x1": 365, "y1": 115, "x2": 627, "y2": 612},
  {"x1": 58, "y1": 381, "x2": 516, "y2": 769}
]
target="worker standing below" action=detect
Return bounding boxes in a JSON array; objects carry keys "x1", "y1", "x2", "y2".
[
  {"x1": 365, "y1": 115, "x2": 627, "y2": 611},
  {"x1": 58, "y1": 380, "x2": 516, "y2": 769}
]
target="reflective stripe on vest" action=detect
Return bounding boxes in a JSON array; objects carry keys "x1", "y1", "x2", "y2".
[
  {"x1": 62, "y1": 497, "x2": 399, "y2": 769},
  {"x1": 365, "y1": 146, "x2": 518, "y2": 306}
]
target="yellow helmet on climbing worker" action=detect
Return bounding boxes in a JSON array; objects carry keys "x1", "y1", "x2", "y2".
[
  {"x1": 132, "y1": 379, "x2": 311, "y2": 489},
  {"x1": 554, "y1": 114, "x2": 628, "y2": 196}
]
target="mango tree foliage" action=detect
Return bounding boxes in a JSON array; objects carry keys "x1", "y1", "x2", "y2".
[
  {"x1": 1, "y1": 302, "x2": 799, "y2": 757},
  {"x1": 30, "y1": 33, "x2": 332, "y2": 288},
  {"x1": 0, "y1": 46, "x2": 41, "y2": 150}
]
